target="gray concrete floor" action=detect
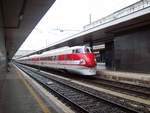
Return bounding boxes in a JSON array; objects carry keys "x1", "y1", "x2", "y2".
[{"x1": 0, "y1": 68, "x2": 43, "y2": 113}]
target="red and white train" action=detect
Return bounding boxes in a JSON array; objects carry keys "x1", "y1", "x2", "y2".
[{"x1": 17, "y1": 46, "x2": 97, "y2": 75}]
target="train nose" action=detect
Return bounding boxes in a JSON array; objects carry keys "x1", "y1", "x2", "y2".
[{"x1": 84, "y1": 54, "x2": 97, "y2": 67}]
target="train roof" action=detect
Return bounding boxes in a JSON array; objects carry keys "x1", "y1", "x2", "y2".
[
  {"x1": 19, "y1": 46, "x2": 91, "y2": 59},
  {"x1": 40, "y1": 46, "x2": 88, "y2": 57}
]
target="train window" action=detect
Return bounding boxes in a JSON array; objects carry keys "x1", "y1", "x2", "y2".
[
  {"x1": 42, "y1": 57, "x2": 44, "y2": 60},
  {"x1": 61, "y1": 55, "x2": 64, "y2": 60},
  {"x1": 42, "y1": 57, "x2": 46, "y2": 60},
  {"x1": 64, "y1": 55, "x2": 67, "y2": 60},
  {"x1": 50, "y1": 56, "x2": 52, "y2": 61},
  {"x1": 52, "y1": 56, "x2": 54, "y2": 61},
  {"x1": 54, "y1": 56, "x2": 56, "y2": 60},
  {"x1": 45, "y1": 57, "x2": 47, "y2": 60},
  {"x1": 66, "y1": 54, "x2": 69, "y2": 60},
  {"x1": 58, "y1": 55, "x2": 61, "y2": 60},
  {"x1": 68, "y1": 54, "x2": 70, "y2": 60},
  {"x1": 76, "y1": 48, "x2": 83, "y2": 53},
  {"x1": 72, "y1": 50, "x2": 75, "y2": 54},
  {"x1": 84, "y1": 47, "x2": 91, "y2": 53},
  {"x1": 75, "y1": 49, "x2": 78, "y2": 53},
  {"x1": 53, "y1": 56, "x2": 56, "y2": 61}
]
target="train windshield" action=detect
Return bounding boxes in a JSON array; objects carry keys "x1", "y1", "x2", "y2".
[
  {"x1": 73, "y1": 47, "x2": 92, "y2": 54},
  {"x1": 84, "y1": 47, "x2": 92, "y2": 53}
]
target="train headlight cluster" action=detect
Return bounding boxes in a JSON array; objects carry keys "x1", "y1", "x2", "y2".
[{"x1": 80, "y1": 59, "x2": 86, "y2": 65}]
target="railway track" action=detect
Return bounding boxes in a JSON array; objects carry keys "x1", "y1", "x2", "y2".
[
  {"x1": 26, "y1": 64, "x2": 150, "y2": 99},
  {"x1": 88, "y1": 76, "x2": 150, "y2": 99},
  {"x1": 15, "y1": 63, "x2": 150, "y2": 113}
]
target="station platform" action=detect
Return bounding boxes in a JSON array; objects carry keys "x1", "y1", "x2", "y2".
[
  {"x1": 97, "y1": 68, "x2": 150, "y2": 87},
  {"x1": 0, "y1": 65, "x2": 74, "y2": 113}
]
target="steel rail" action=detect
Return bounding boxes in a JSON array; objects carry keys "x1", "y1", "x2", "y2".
[{"x1": 15, "y1": 63, "x2": 143, "y2": 113}]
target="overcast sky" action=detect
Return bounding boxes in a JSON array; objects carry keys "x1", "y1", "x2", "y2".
[{"x1": 19, "y1": 0, "x2": 139, "y2": 51}]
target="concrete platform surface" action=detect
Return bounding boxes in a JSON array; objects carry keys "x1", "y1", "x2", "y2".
[
  {"x1": 97, "y1": 69, "x2": 150, "y2": 87},
  {"x1": 0, "y1": 66, "x2": 53, "y2": 113}
]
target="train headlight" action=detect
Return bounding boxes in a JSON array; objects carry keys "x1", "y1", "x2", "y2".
[{"x1": 80, "y1": 59, "x2": 86, "y2": 64}]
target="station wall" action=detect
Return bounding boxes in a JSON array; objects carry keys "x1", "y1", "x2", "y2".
[
  {"x1": 114, "y1": 28, "x2": 150, "y2": 73},
  {"x1": 0, "y1": 6, "x2": 6, "y2": 73}
]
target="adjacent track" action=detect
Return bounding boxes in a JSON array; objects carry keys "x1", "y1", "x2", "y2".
[
  {"x1": 88, "y1": 76, "x2": 150, "y2": 99},
  {"x1": 27, "y1": 64, "x2": 150, "y2": 99}
]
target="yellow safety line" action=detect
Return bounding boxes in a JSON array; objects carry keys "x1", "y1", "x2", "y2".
[{"x1": 15, "y1": 67, "x2": 52, "y2": 113}]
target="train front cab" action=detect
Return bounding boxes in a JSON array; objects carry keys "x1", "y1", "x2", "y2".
[{"x1": 68, "y1": 46, "x2": 97, "y2": 75}]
